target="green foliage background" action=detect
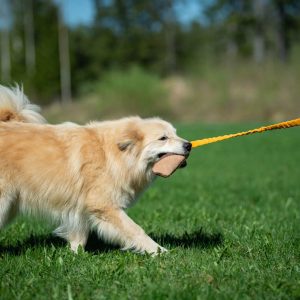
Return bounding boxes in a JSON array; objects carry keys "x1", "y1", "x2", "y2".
[{"x1": 0, "y1": 0, "x2": 299, "y2": 122}]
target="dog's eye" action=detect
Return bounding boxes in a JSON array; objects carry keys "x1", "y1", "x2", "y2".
[{"x1": 159, "y1": 136, "x2": 168, "y2": 141}]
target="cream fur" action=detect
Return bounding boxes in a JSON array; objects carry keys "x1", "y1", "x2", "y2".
[{"x1": 0, "y1": 85, "x2": 190, "y2": 255}]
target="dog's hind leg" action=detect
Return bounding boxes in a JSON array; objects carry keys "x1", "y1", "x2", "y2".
[
  {"x1": 53, "y1": 215, "x2": 89, "y2": 253},
  {"x1": 90, "y1": 208, "x2": 167, "y2": 255},
  {"x1": 0, "y1": 190, "x2": 18, "y2": 229}
]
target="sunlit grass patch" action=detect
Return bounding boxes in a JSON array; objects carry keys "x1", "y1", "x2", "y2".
[{"x1": 0, "y1": 123, "x2": 299, "y2": 299}]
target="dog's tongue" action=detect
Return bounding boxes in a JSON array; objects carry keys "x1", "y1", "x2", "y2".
[{"x1": 152, "y1": 154, "x2": 186, "y2": 178}]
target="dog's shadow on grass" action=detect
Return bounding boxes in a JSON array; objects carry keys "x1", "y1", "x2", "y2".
[
  {"x1": 0, "y1": 235, "x2": 67, "y2": 256},
  {"x1": 152, "y1": 228, "x2": 223, "y2": 250},
  {"x1": 86, "y1": 228, "x2": 223, "y2": 253},
  {"x1": 0, "y1": 228, "x2": 223, "y2": 256},
  {"x1": 0, "y1": 233, "x2": 117, "y2": 256}
]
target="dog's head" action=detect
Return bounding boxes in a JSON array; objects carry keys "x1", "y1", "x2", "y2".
[{"x1": 117, "y1": 117, "x2": 191, "y2": 175}]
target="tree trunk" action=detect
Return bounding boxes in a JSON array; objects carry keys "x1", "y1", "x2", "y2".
[
  {"x1": 226, "y1": 23, "x2": 237, "y2": 59},
  {"x1": 252, "y1": 0, "x2": 265, "y2": 63},
  {"x1": 165, "y1": 0, "x2": 176, "y2": 73},
  {"x1": 24, "y1": 0, "x2": 36, "y2": 74},
  {"x1": 253, "y1": 31, "x2": 264, "y2": 63},
  {"x1": 1, "y1": 29, "x2": 11, "y2": 82},
  {"x1": 57, "y1": 4, "x2": 72, "y2": 104},
  {"x1": 275, "y1": 1, "x2": 288, "y2": 62}
]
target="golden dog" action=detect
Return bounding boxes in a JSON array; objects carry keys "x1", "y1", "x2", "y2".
[{"x1": 0, "y1": 85, "x2": 191, "y2": 254}]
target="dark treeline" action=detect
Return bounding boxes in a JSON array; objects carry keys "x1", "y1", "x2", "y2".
[{"x1": 0, "y1": 0, "x2": 300, "y2": 104}]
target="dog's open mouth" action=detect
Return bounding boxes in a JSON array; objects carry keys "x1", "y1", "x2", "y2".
[
  {"x1": 158, "y1": 152, "x2": 168, "y2": 159},
  {"x1": 157, "y1": 152, "x2": 188, "y2": 168},
  {"x1": 152, "y1": 153, "x2": 188, "y2": 177},
  {"x1": 179, "y1": 159, "x2": 187, "y2": 168}
]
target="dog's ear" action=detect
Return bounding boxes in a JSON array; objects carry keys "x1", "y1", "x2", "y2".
[
  {"x1": 117, "y1": 127, "x2": 143, "y2": 152},
  {"x1": 118, "y1": 140, "x2": 133, "y2": 151}
]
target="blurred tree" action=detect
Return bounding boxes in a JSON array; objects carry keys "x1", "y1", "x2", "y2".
[
  {"x1": 204, "y1": 0, "x2": 253, "y2": 60},
  {"x1": 24, "y1": 0, "x2": 36, "y2": 74},
  {"x1": 252, "y1": 0, "x2": 267, "y2": 63},
  {"x1": 272, "y1": 0, "x2": 300, "y2": 62},
  {"x1": 1, "y1": 0, "x2": 300, "y2": 104},
  {"x1": 57, "y1": 1, "x2": 72, "y2": 104},
  {"x1": 0, "y1": 29, "x2": 11, "y2": 82},
  {"x1": 0, "y1": 0, "x2": 12, "y2": 82},
  {"x1": 91, "y1": 0, "x2": 180, "y2": 74},
  {"x1": 9, "y1": 0, "x2": 60, "y2": 103},
  {"x1": 164, "y1": 0, "x2": 177, "y2": 72},
  {"x1": 203, "y1": 0, "x2": 300, "y2": 62}
]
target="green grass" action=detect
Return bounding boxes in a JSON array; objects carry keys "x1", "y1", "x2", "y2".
[{"x1": 1, "y1": 123, "x2": 300, "y2": 299}]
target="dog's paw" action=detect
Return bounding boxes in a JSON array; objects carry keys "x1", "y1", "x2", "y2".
[
  {"x1": 150, "y1": 246, "x2": 168, "y2": 256},
  {"x1": 158, "y1": 246, "x2": 168, "y2": 253}
]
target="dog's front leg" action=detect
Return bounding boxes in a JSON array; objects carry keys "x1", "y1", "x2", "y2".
[{"x1": 90, "y1": 208, "x2": 167, "y2": 255}]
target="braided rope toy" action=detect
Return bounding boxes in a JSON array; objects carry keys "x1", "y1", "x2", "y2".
[
  {"x1": 153, "y1": 118, "x2": 300, "y2": 177},
  {"x1": 191, "y1": 117, "x2": 300, "y2": 148}
]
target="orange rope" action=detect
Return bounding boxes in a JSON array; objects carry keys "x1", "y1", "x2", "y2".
[{"x1": 191, "y1": 118, "x2": 300, "y2": 148}]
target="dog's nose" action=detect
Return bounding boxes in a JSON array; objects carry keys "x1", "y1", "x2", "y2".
[{"x1": 183, "y1": 142, "x2": 192, "y2": 152}]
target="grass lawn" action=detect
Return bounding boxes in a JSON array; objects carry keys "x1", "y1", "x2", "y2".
[{"x1": 0, "y1": 123, "x2": 299, "y2": 299}]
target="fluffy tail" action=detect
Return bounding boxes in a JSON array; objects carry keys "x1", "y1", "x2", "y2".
[{"x1": 0, "y1": 85, "x2": 46, "y2": 123}]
